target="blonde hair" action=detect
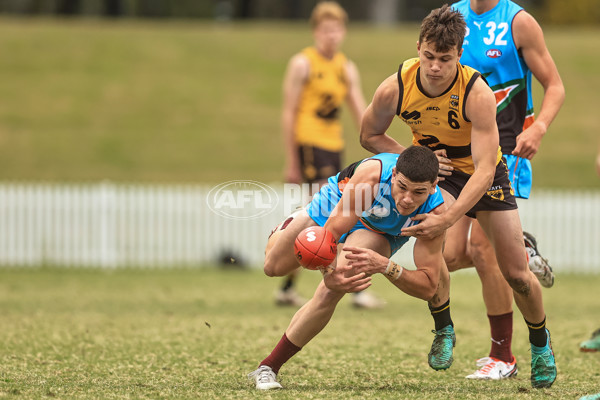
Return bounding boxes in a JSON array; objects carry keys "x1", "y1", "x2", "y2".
[{"x1": 309, "y1": 1, "x2": 348, "y2": 28}]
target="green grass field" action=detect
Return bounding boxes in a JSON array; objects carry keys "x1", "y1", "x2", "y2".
[
  {"x1": 0, "y1": 19, "x2": 599, "y2": 187},
  {"x1": 0, "y1": 17, "x2": 599, "y2": 399},
  {"x1": 0, "y1": 267, "x2": 599, "y2": 399}
]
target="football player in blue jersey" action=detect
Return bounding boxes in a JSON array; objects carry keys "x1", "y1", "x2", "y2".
[
  {"x1": 440, "y1": 0, "x2": 565, "y2": 380},
  {"x1": 248, "y1": 146, "x2": 447, "y2": 390}
]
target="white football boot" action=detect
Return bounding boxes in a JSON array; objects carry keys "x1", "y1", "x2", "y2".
[
  {"x1": 351, "y1": 291, "x2": 386, "y2": 309},
  {"x1": 523, "y1": 232, "x2": 554, "y2": 288},
  {"x1": 275, "y1": 288, "x2": 307, "y2": 307},
  {"x1": 466, "y1": 357, "x2": 518, "y2": 380},
  {"x1": 248, "y1": 365, "x2": 283, "y2": 390}
]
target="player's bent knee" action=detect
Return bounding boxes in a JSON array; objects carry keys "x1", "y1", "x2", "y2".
[
  {"x1": 263, "y1": 254, "x2": 291, "y2": 277},
  {"x1": 470, "y1": 241, "x2": 494, "y2": 265},
  {"x1": 470, "y1": 236, "x2": 492, "y2": 253},
  {"x1": 262, "y1": 261, "x2": 278, "y2": 277},
  {"x1": 444, "y1": 251, "x2": 471, "y2": 272}
]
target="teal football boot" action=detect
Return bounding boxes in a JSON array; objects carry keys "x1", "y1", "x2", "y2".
[{"x1": 428, "y1": 325, "x2": 456, "y2": 370}]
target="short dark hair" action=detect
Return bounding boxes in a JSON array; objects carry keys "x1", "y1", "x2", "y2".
[
  {"x1": 419, "y1": 4, "x2": 466, "y2": 53},
  {"x1": 395, "y1": 146, "x2": 439, "y2": 183}
]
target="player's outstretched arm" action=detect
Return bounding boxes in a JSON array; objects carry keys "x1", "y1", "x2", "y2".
[
  {"x1": 323, "y1": 159, "x2": 380, "y2": 241},
  {"x1": 345, "y1": 60, "x2": 367, "y2": 129},
  {"x1": 359, "y1": 74, "x2": 406, "y2": 155},
  {"x1": 321, "y1": 160, "x2": 380, "y2": 293},
  {"x1": 401, "y1": 80, "x2": 497, "y2": 240},
  {"x1": 512, "y1": 10, "x2": 565, "y2": 160},
  {"x1": 343, "y1": 229, "x2": 443, "y2": 301},
  {"x1": 447, "y1": 78, "x2": 498, "y2": 222},
  {"x1": 281, "y1": 54, "x2": 309, "y2": 184}
]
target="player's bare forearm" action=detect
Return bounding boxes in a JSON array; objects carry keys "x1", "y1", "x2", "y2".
[
  {"x1": 446, "y1": 76, "x2": 497, "y2": 222},
  {"x1": 391, "y1": 235, "x2": 444, "y2": 300},
  {"x1": 324, "y1": 161, "x2": 380, "y2": 239},
  {"x1": 445, "y1": 166, "x2": 493, "y2": 224},
  {"x1": 529, "y1": 82, "x2": 565, "y2": 141},
  {"x1": 282, "y1": 120, "x2": 298, "y2": 163},
  {"x1": 360, "y1": 133, "x2": 405, "y2": 155},
  {"x1": 359, "y1": 75, "x2": 402, "y2": 154},
  {"x1": 387, "y1": 262, "x2": 438, "y2": 301},
  {"x1": 360, "y1": 107, "x2": 404, "y2": 154},
  {"x1": 324, "y1": 216, "x2": 355, "y2": 244},
  {"x1": 538, "y1": 82, "x2": 565, "y2": 128},
  {"x1": 345, "y1": 60, "x2": 367, "y2": 129},
  {"x1": 513, "y1": 10, "x2": 565, "y2": 158},
  {"x1": 344, "y1": 246, "x2": 438, "y2": 300},
  {"x1": 282, "y1": 118, "x2": 302, "y2": 182}
]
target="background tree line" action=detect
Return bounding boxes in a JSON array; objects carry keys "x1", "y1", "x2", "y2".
[{"x1": 0, "y1": 0, "x2": 597, "y2": 24}]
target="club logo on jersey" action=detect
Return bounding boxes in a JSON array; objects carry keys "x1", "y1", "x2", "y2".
[
  {"x1": 486, "y1": 186, "x2": 504, "y2": 201},
  {"x1": 366, "y1": 205, "x2": 390, "y2": 219},
  {"x1": 450, "y1": 94, "x2": 459, "y2": 110},
  {"x1": 486, "y1": 49, "x2": 502, "y2": 58}
]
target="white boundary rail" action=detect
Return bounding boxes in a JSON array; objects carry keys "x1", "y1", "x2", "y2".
[{"x1": 0, "y1": 183, "x2": 598, "y2": 272}]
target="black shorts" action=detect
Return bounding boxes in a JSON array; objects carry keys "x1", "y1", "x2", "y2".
[
  {"x1": 439, "y1": 158, "x2": 518, "y2": 218},
  {"x1": 298, "y1": 145, "x2": 341, "y2": 184}
]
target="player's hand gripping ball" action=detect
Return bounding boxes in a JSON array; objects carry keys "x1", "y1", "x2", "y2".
[{"x1": 294, "y1": 226, "x2": 337, "y2": 270}]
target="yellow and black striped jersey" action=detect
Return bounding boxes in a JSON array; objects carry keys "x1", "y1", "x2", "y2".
[{"x1": 396, "y1": 58, "x2": 502, "y2": 175}]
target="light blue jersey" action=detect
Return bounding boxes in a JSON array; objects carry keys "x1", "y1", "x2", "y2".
[
  {"x1": 454, "y1": 0, "x2": 533, "y2": 198},
  {"x1": 306, "y1": 153, "x2": 444, "y2": 254}
]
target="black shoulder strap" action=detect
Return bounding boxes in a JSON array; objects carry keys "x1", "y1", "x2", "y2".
[
  {"x1": 395, "y1": 63, "x2": 404, "y2": 116},
  {"x1": 462, "y1": 71, "x2": 481, "y2": 122}
]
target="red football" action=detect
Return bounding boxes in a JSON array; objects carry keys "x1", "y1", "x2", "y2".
[{"x1": 294, "y1": 226, "x2": 337, "y2": 270}]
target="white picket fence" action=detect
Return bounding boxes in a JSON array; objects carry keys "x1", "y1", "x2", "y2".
[{"x1": 0, "y1": 182, "x2": 599, "y2": 272}]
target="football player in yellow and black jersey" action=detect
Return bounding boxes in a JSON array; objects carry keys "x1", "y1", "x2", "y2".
[
  {"x1": 282, "y1": 2, "x2": 365, "y2": 187},
  {"x1": 359, "y1": 5, "x2": 556, "y2": 389},
  {"x1": 276, "y1": 2, "x2": 383, "y2": 310}
]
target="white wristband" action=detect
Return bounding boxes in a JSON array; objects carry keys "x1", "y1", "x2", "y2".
[
  {"x1": 385, "y1": 260, "x2": 403, "y2": 281},
  {"x1": 385, "y1": 259, "x2": 393, "y2": 274}
]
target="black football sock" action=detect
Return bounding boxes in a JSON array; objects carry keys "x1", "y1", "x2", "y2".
[
  {"x1": 429, "y1": 299, "x2": 453, "y2": 331},
  {"x1": 525, "y1": 317, "x2": 548, "y2": 348},
  {"x1": 281, "y1": 276, "x2": 294, "y2": 292}
]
